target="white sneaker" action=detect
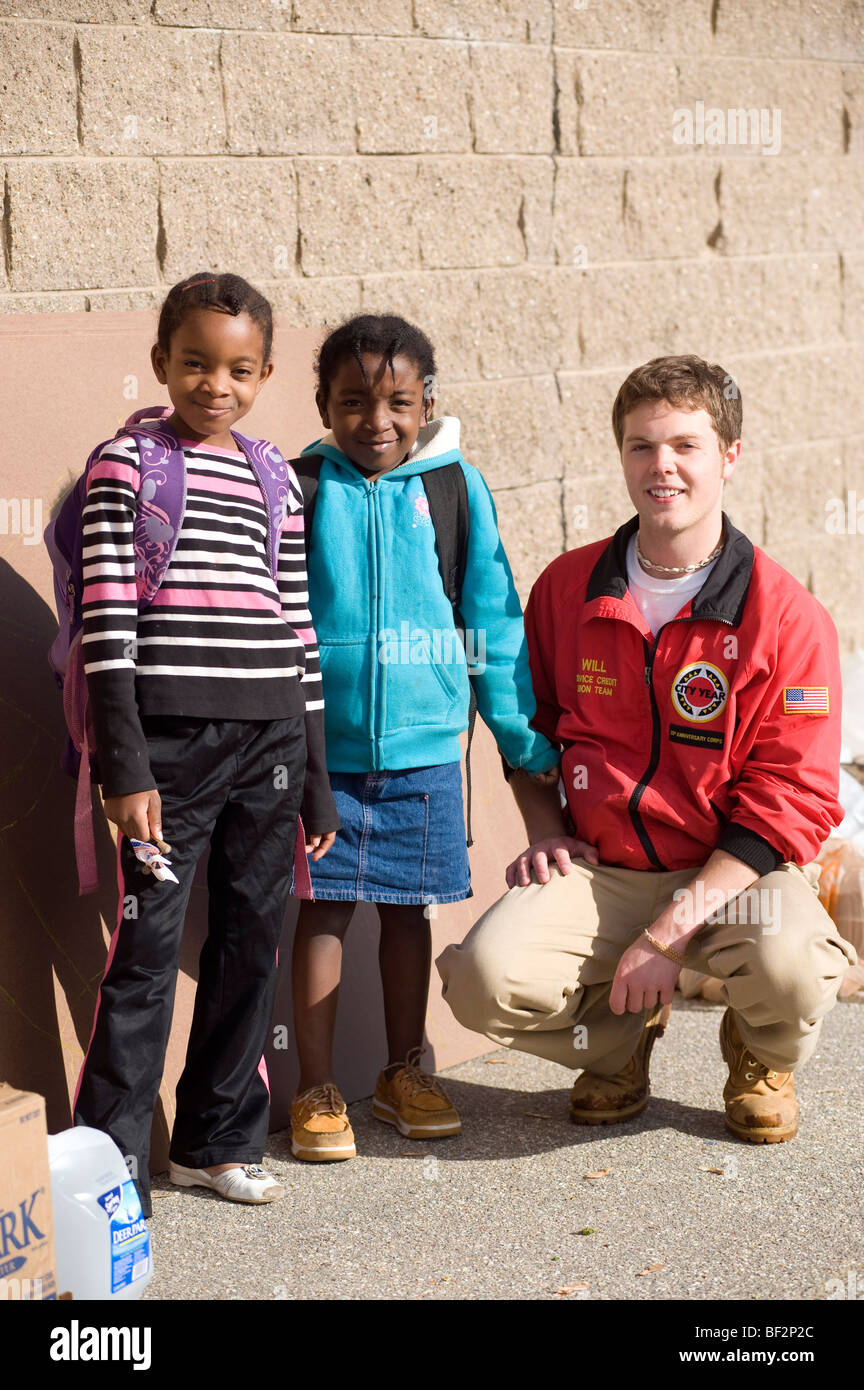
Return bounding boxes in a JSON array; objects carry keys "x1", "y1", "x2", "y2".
[{"x1": 168, "y1": 1161, "x2": 284, "y2": 1204}]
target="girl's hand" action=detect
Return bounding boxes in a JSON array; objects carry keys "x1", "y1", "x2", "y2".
[
  {"x1": 102, "y1": 790, "x2": 168, "y2": 852},
  {"x1": 609, "y1": 936, "x2": 680, "y2": 1016},
  {"x1": 505, "y1": 835, "x2": 599, "y2": 888},
  {"x1": 306, "y1": 830, "x2": 337, "y2": 861}
]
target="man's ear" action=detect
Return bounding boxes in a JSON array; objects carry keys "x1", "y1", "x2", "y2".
[
  {"x1": 151, "y1": 342, "x2": 168, "y2": 385},
  {"x1": 721, "y1": 439, "x2": 742, "y2": 482}
]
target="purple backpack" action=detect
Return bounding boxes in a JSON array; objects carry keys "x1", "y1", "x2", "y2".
[{"x1": 45, "y1": 406, "x2": 313, "y2": 897}]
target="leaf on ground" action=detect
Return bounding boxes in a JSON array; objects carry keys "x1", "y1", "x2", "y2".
[
  {"x1": 523, "y1": 1111, "x2": 555, "y2": 1119},
  {"x1": 485, "y1": 1059, "x2": 516, "y2": 1065},
  {"x1": 399, "y1": 1152, "x2": 429, "y2": 1158},
  {"x1": 579, "y1": 1227, "x2": 596, "y2": 1235},
  {"x1": 701, "y1": 1165, "x2": 725, "y2": 1174},
  {"x1": 150, "y1": 1191, "x2": 175, "y2": 1200},
  {"x1": 637, "y1": 1262, "x2": 664, "y2": 1276},
  {"x1": 554, "y1": 1281, "x2": 590, "y2": 1295},
  {"x1": 583, "y1": 1169, "x2": 611, "y2": 1180}
]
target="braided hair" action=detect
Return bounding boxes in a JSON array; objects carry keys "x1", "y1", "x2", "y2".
[
  {"x1": 315, "y1": 314, "x2": 437, "y2": 406},
  {"x1": 157, "y1": 272, "x2": 274, "y2": 364}
]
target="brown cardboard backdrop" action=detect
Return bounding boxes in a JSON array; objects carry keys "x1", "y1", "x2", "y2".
[{"x1": 0, "y1": 312, "x2": 527, "y2": 1171}]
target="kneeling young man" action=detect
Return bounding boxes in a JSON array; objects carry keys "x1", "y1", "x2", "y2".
[{"x1": 438, "y1": 355, "x2": 855, "y2": 1143}]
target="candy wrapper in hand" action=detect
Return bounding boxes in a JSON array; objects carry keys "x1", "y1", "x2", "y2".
[{"x1": 129, "y1": 838, "x2": 179, "y2": 884}]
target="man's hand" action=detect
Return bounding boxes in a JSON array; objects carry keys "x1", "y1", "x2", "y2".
[
  {"x1": 306, "y1": 830, "x2": 337, "y2": 861},
  {"x1": 103, "y1": 789, "x2": 167, "y2": 849},
  {"x1": 609, "y1": 935, "x2": 680, "y2": 1015},
  {"x1": 506, "y1": 835, "x2": 599, "y2": 888}
]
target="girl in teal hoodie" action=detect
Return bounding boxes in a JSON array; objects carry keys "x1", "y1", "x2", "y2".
[{"x1": 288, "y1": 314, "x2": 558, "y2": 1160}]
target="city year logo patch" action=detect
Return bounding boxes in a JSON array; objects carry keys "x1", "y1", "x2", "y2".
[{"x1": 671, "y1": 662, "x2": 729, "y2": 723}]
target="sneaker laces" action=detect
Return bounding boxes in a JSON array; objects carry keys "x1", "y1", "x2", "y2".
[
  {"x1": 394, "y1": 1047, "x2": 447, "y2": 1099},
  {"x1": 295, "y1": 1083, "x2": 346, "y2": 1119}
]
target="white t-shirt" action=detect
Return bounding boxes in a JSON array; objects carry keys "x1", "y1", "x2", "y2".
[{"x1": 626, "y1": 535, "x2": 719, "y2": 635}]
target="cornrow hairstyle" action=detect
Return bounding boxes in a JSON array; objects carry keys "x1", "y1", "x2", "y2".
[
  {"x1": 157, "y1": 272, "x2": 275, "y2": 365},
  {"x1": 315, "y1": 314, "x2": 437, "y2": 406},
  {"x1": 611, "y1": 355, "x2": 742, "y2": 453}
]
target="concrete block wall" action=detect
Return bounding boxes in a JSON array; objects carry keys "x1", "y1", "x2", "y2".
[{"x1": 1, "y1": 0, "x2": 863, "y2": 644}]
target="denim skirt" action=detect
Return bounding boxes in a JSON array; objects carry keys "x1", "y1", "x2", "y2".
[{"x1": 309, "y1": 761, "x2": 472, "y2": 905}]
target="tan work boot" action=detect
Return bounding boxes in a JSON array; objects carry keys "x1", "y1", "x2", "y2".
[
  {"x1": 719, "y1": 1009, "x2": 798, "y2": 1144},
  {"x1": 569, "y1": 1002, "x2": 671, "y2": 1125}
]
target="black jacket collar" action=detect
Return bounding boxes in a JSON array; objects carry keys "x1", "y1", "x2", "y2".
[{"x1": 586, "y1": 513, "x2": 754, "y2": 627}]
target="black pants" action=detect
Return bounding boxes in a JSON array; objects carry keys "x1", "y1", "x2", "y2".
[{"x1": 74, "y1": 716, "x2": 306, "y2": 1217}]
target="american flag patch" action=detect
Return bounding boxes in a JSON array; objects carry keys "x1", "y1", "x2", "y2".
[{"x1": 783, "y1": 686, "x2": 829, "y2": 714}]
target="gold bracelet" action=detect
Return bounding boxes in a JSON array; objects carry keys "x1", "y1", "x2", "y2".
[{"x1": 642, "y1": 928, "x2": 687, "y2": 967}]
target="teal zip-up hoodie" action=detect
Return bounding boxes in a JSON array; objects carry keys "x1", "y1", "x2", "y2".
[{"x1": 301, "y1": 415, "x2": 558, "y2": 776}]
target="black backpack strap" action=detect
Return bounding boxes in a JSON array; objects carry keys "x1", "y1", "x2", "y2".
[
  {"x1": 422, "y1": 463, "x2": 476, "y2": 847},
  {"x1": 289, "y1": 453, "x2": 323, "y2": 537},
  {"x1": 421, "y1": 462, "x2": 469, "y2": 615}
]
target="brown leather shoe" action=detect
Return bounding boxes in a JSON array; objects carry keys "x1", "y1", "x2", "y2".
[
  {"x1": 719, "y1": 1009, "x2": 799, "y2": 1144},
  {"x1": 569, "y1": 1003, "x2": 671, "y2": 1125}
]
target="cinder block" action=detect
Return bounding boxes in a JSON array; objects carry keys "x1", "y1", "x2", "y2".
[
  {"x1": 151, "y1": 0, "x2": 291, "y2": 25},
  {"x1": 811, "y1": 534, "x2": 864, "y2": 652},
  {"x1": 623, "y1": 158, "x2": 720, "y2": 261},
  {"x1": 222, "y1": 34, "x2": 355, "y2": 155},
  {"x1": 761, "y1": 440, "x2": 846, "y2": 583},
  {"x1": 801, "y1": 0, "x2": 864, "y2": 59},
  {"x1": 297, "y1": 158, "x2": 420, "y2": 277},
  {"x1": 842, "y1": 67, "x2": 864, "y2": 158},
  {"x1": 470, "y1": 43, "x2": 554, "y2": 154},
  {"x1": 414, "y1": 156, "x2": 553, "y2": 268},
  {"x1": 491, "y1": 479, "x2": 564, "y2": 603},
  {"x1": 841, "y1": 251, "x2": 864, "y2": 338},
  {"x1": 79, "y1": 28, "x2": 225, "y2": 156},
  {"x1": 557, "y1": 367, "x2": 623, "y2": 474},
  {"x1": 414, "y1": 0, "x2": 551, "y2": 43},
  {"x1": 0, "y1": 1, "x2": 148, "y2": 16},
  {"x1": 436, "y1": 375, "x2": 561, "y2": 492},
  {"x1": 477, "y1": 269, "x2": 565, "y2": 378},
  {"x1": 159, "y1": 159, "x2": 298, "y2": 284},
  {"x1": 805, "y1": 158, "x2": 864, "y2": 251},
  {"x1": 722, "y1": 448, "x2": 765, "y2": 545},
  {"x1": 360, "y1": 270, "x2": 483, "y2": 382},
  {"x1": 7, "y1": 160, "x2": 158, "y2": 292},
  {"x1": 265, "y1": 276, "x2": 362, "y2": 327},
  {"x1": 711, "y1": 0, "x2": 804, "y2": 57},
  {"x1": 553, "y1": 0, "x2": 712, "y2": 52},
  {"x1": 729, "y1": 346, "x2": 863, "y2": 451},
  {"x1": 0, "y1": 291, "x2": 89, "y2": 312},
  {"x1": 676, "y1": 58, "x2": 843, "y2": 161},
  {"x1": 758, "y1": 253, "x2": 842, "y2": 346},
  {"x1": 563, "y1": 470, "x2": 633, "y2": 550},
  {"x1": 552, "y1": 159, "x2": 626, "y2": 267},
  {"x1": 291, "y1": 0, "x2": 413, "y2": 34},
  {"x1": 557, "y1": 52, "x2": 680, "y2": 158},
  {"x1": 352, "y1": 38, "x2": 471, "y2": 154},
  {"x1": 0, "y1": 25, "x2": 77, "y2": 157},
  {"x1": 718, "y1": 158, "x2": 808, "y2": 255},
  {"x1": 578, "y1": 263, "x2": 720, "y2": 370},
  {"x1": 85, "y1": 290, "x2": 163, "y2": 312}
]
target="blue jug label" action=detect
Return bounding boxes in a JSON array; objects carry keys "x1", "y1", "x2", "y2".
[{"x1": 98, "y1": 1180, "x2": 150, "y2": 1294}]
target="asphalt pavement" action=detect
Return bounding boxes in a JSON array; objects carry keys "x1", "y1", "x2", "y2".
[{"x1": 144, "y1": 997, "x2": 864, "y2": 1302}]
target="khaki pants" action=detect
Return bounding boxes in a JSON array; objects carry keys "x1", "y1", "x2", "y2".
[{"x1": 436, "y1": 860, "x2": 856, "y2": 1075}]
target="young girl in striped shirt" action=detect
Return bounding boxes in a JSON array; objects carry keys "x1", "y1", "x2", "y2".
[{"x1": 74, "y1": 272, "x2": 338, "y2": 1216}]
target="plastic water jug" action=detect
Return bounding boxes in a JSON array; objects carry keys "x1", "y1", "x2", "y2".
[{"x1": 47, "y1": 1127, "x2": 153, "y2": 1301}]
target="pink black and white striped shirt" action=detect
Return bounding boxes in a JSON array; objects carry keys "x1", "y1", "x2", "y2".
[{"x1": 81, "y1": 433, "x2": 334, "y2": 828}]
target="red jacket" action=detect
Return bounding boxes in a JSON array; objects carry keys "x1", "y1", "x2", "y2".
[{"x1": 525, "y1": 516, "x2": 843, "y2": 874}]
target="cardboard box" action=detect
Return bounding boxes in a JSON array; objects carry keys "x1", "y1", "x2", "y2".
[{"x1": 0, "y1": 1085, "x2": 57, "y2": 1300}]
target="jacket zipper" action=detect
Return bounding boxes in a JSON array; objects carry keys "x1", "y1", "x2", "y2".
[
  {"x1": 628, "y1": 614, "x2": 735, "y2": 870},
  {"x1": 369, "y1": 481, "x2": 383, "y2": 770}
]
